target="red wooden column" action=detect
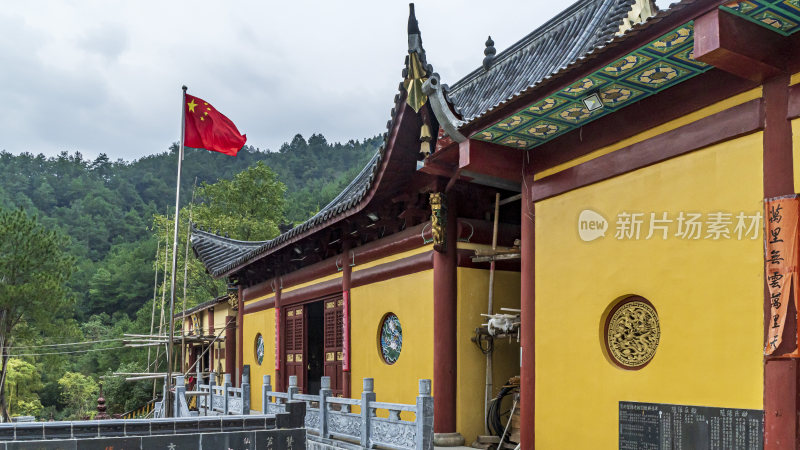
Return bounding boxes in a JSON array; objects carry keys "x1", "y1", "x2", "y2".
[
  {"x1": 341, "y1": 240, "x2": 352, "y2": 398},
  {"x1": 520, "y1": 168, "x2": 536, "y2": 449},
  {"x1": 275, "y1": 285, "x2": 283, "y2": 392},
  {"x1": 433, "y1": 192, "x2": 458, "y2": 433},
  {"x1": 225, "y1": 315, "x2": 237, "y2": 380},
  {"x1": 207, "y1": 308, "x2": 215, "y2": 371},
  {"x1": 238, "y1": 285, "x2": 244, "y2": 386},
  {"x1": 762, "y1": 74, "x2": 798, "y2": 450}
]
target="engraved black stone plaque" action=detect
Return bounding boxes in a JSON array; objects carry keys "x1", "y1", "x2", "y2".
[{"x1": 619, "y1": 402, "x2": 764, "y2": 450}]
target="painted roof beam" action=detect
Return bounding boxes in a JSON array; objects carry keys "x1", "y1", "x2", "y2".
[
  {"x1": 694, "y1": 8, "x2": 789, "y2": 82},
  {"x1": 458, "y1": 139, "x2": 522, "y2": 184}
]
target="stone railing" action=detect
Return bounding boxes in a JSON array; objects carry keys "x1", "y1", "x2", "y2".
[
  {"x1": 263, "y1": 375, "x2": 433, "y2": 450},
  {"x1": 196, "y1": 370, "x2": 252, "y2": 416}
]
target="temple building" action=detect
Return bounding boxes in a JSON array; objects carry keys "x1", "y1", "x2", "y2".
[
  {"x1": 191, "y1": 0, "x2": 800, "y2": 448},
  {"x1": 176, "y1": 294, "x2": 239, "y2": 385}
]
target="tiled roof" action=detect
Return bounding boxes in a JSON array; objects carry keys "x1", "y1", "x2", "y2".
[
  {"x1": 176, "y1": 295, "x2": 229, "y2": 319},
  {"x1": 192, "y1": 0, "x2": 692, "y2": 279},
  {"x1": 191, "y1": 149, "x2": 384, "y2": 278},
  {"x1": 445, "y1": 0, "x2": 636, "y2": 123}
]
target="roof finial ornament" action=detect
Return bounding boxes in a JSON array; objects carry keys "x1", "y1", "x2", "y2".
[
  {"x1": 482, "y1": 36, "x2": 496, "y2": 70},
  {"x1": 408, "y1": 3, "x2": 422, "y2": 54},
  {"x1": 404, "y1": 3, "x2": 429, "y2": 113}
]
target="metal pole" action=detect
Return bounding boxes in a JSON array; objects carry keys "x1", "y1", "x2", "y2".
[
  {"x1": 485, "y1": 192, "x2": 500, "y2": 434},
  {"x1": 166, "y1": 85, "x2": 187, "y2": 417},
  {"x1": 179, "y1": 179, "x2": 197, "y2": 376},
  {"x1": 147, "y1": 239, "x2": 161, "y2": 375}
]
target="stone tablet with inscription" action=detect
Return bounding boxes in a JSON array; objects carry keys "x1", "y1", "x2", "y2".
[{"x1": 619, "y1": 401, "x2": 764, "y2": 450}]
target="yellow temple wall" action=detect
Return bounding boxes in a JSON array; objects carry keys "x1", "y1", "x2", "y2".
[
  {"x1": 349, "y1": 269, "x2": 435, "y2": 416},
  {"x1": 456, "y1": 268, "x2": 521, "y2": 445},
  {"x1": 241, "y1": 306, "x2": 276, "y2": 413},
  {"x1": 534, "y1": 132, "x2": 764, "y2": 449}
]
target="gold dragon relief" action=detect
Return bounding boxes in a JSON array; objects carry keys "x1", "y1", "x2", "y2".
[
  {"x1": 430, "y1": 192, "x2": 446, "y2": 252},
  {"x1": 606, "y1": 298, "x2": 660, "y2": 369}
]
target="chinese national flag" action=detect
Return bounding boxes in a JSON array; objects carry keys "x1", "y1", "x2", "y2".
[{"x1": 184, "y1": 94, "x2": 246, "y2": 156}]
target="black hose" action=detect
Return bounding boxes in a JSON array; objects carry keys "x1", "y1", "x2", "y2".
[
  {"x1": 472, "y1": 330, "x2": 494, "y2": 355},
  {"x1": 486, "y1": 384, "x2": 517, "y2": 443}
]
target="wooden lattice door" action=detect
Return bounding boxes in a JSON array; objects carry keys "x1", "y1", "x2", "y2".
[
  {"x1": 323, "y1": 297, "x2": 344, "y2": 396},
  {"x1": 284, "y1": 305, "x2": 305, "y2": 393}
]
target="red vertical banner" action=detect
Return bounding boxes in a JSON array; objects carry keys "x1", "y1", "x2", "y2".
[
  {"x1": 764, "y1": 195, "x2": 800, "y2": 355},
  {"x1": 342, "y1": 291, "x2": 351, "y2": 372},
  {"x1": 275, "y1": 307, "x2": 281, "y2": 371}
]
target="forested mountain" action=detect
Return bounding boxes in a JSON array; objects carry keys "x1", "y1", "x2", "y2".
[
  {"x1": 0, "y1": 133, "x2": 379, "y2": 419},
  {"x1": 0, "y1": 134, "x2": 379, "y2": 318}
]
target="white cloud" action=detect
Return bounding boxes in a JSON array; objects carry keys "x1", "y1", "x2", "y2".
[{"x1": 0, "y1": 0, "x2": 678, "y2": 160}]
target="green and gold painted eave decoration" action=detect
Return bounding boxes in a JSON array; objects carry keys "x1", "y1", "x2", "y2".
[
  {"x1": 475, "y1": 22, "x2": 713, "y2": 150},
  {"x1": 722, "y1": 0, "x2": 800, "y2": 36}
]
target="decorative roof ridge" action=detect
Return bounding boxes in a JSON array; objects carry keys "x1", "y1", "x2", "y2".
[
  {"x1": 190, "y1": 224, "x2": 271, "y2": 247},
  {"x1": 450, "y1": 0, "x2": 700, "y2": 125},
  {"x1": 448, "y1": 0, "x2": 625, "y2": 94}
]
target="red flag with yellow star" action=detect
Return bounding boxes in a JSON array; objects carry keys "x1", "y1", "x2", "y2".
[{"x1": 184, "y1": 94, "x2": 246, "y2": 156}]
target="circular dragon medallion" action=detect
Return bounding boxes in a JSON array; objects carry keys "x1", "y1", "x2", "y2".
[
  {"x1": 604, "y1": 297, "x2": 660, "y2": 369},
  {"x1": 254, "y1": 333, "x2": 264, "y2": 365},
  {"x1": 378, "y1": 313, "x2": 403, "y2": 365}
]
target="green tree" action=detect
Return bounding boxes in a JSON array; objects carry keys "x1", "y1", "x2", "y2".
[
  {"x1": 0, "y1": 208, "x2": 74, "y2": 420},
  {"x1": 5, "y1": 359, "x2": 43, "y2": 417},
  {"x1": 193, "y1": 161, "x2": 286, "y2": 241},
  {"x1": 57, "y1": 372, "x2": 98, "y2": 419}
]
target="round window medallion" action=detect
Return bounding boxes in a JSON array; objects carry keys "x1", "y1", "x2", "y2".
[
  {"x1": 378, "y1": 313, "x2": 403, "y2": 365},
  {"x1": 604, "y1": 297, "x2": 660, "y2": 369},
  {"x1": 254, "y1": 333, "x2": 264, "y2": 365}
]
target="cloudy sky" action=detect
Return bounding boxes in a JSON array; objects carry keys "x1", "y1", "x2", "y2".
[{"x1": 0, "y1": 0, "x2": 672, "y2": 161}]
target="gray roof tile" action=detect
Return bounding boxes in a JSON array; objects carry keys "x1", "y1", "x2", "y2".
[{"x1": 445, "y1": 0, "x2": 635, "y2": 123}]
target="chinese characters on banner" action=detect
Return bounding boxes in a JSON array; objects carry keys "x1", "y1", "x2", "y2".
[{"x1": 764, "y1": 195, "x2": 800, "y2": 355}]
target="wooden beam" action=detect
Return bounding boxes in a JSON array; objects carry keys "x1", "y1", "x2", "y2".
[
  {"x1": 694, "y1": 8, "x2": 788, "y2": 82},
  {"x1": 458, "y1": 139, "x2": 522, "y2": 183},
  {"x1": 420, "y1": 143, "x2": 459, "y2": 178}
]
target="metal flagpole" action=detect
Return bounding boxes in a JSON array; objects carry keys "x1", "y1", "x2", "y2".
[
  {"x1": 180, "y1": 178, "x2": 197, "y2": 378},
  {"x1": 166, "y1": 85, "x2": 188, "y2": 417}
]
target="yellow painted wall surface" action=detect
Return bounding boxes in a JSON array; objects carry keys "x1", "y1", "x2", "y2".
[
  {"x1": 212, "y1": 304, "x2": 233, "y2": 331},
  {"x1": 456, "y1": 268, "x2": 521, "y2": 445},
  {"x1": 242, "y1": 307, "x2": 276, "y2": 412},
  {"x1": 793, "y1": 119, "x2": 800, "y2": 194},
  {"x1": 534, "y1": 88, "x2": 762, "y2": 180},
  {"x1": 350, "y1": 270, "x2": 434, "y2": 416},
  {"x1": 535, "y1": 133, "x2": 764, "y2": 448},
  {"x1": 791, "y1": 72, "x2": 800, "y2": 86}
]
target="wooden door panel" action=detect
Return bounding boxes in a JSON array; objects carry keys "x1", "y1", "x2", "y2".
[
  {"x1": 285, "y1": 306, "x2": 305, "y2": 393},
  {"x1": 323, "y1": 298, "x2": 344, "y2": 396}
]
